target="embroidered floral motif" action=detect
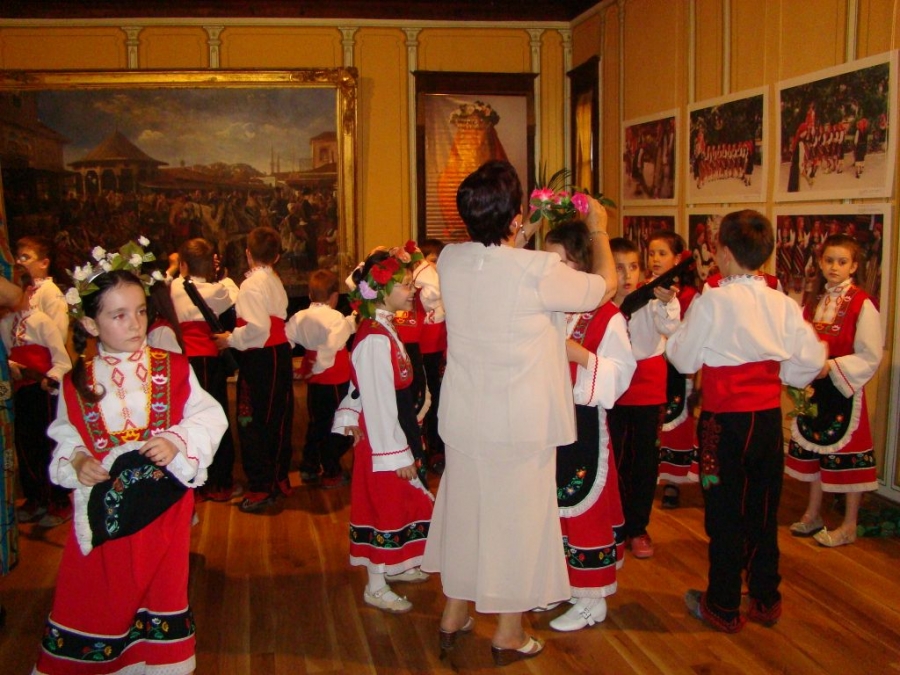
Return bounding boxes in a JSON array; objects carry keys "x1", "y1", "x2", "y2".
[
  {"x1": 101, "y1": 464, "x2": 169, "y2": 537},
  {"x1": 557, "y1": 467, "x2": 587, "y2": 501},
  {"x1": 41, "y1": 608, "x2": 194, "y2": 662},
  {"x1": 350, "y1": 520, "x2": 429, "y2": 549},
  {"x1": 563, "y1": 538, "x2": 618, "y2": 570},
  {"x1": 699, "y1": 415, "x2": 722, "y2": 489}
]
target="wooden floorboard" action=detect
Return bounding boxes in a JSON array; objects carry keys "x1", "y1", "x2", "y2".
[{"x1": 2, "y1": 384, "x2": 899, "y2": 674}]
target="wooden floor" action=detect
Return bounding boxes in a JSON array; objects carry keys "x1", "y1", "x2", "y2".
[{"x1": 2, "y1": 383, "x2": 900, "y2": 674}]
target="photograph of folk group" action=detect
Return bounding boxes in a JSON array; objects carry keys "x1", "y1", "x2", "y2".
[{"x1": 0, "y1": 1, "x2": 898, "y2": 674}]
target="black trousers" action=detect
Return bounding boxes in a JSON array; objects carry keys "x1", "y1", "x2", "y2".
[
  {"x1": 698, "y1": 408, "x2": 783, "y2": 620},
  {"x1": 236, "y1": 344, "x2": 294, "y2": 494},
  {"x1": 607, "y1": 403, "x2": 662, "y2": 538},
  {"x1": 188, "y1": 354, "x2": 236, "y2": 490},
  {"x1": 421, "y1": 350, "x2": 445, "y2": 458},
  {"x1": 14, "y1": 382, "x2": 68, "y2": 507},
  {"x1": 301, "y1": 381, "x2": 351, "y2": 477}
]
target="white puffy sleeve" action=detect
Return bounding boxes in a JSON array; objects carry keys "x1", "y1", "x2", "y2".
[
  {"x1": 829, "y1": 299, "x2": 882, "y2": 397},
  {"x1": 573, "y1": 313, "x2": 637, "y2": 408}
]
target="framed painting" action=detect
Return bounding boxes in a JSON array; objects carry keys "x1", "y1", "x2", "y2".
[
  {"x1": 622, "y1": 209, "x2": 677, "y2": 280},
  {"x1": 0, "y1": 68, "x2": 359, "y2": 296},
  {"x1": 568, "y1": 56, "x2": 600, "y2": 195},
  {"x1": 687, "y1": 87, "x2": 767, "y2": 204},
  {"x1": 414, "y1": 71, "x2": 536, "y2": 243},
  {"x1": 772, "y1": 203, "x2": 892, "y2": 334},
  {"x1": 775, "y1": 51, "x2": 897, "y2": 202},
  {"x1": 622, "y1": 109, "x2": 679, "y2": 206}
]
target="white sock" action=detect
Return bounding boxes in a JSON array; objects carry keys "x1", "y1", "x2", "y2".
[{"x1": 367, "y1": 572, "x2": 387, "y2": 594}]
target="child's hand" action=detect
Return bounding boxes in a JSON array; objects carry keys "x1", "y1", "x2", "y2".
[
  {"x1": 345, "y1": 426, "x2": 364, "y2": 446},
  {"x1": 212, "y1": 332, "x2": 232, "y2": 350},
  {"x1": 817, "y1": 360, "x2": 831, "y2": 379},
  {"x1": 138, "y1": 436, "x2": 178, "y2": 467},
  {"x1": 8, "y1": 361, "x2": 22, "y2": 381},
  {"x1": 72, "y1": 452, "x2": 110, "y2": 486},
  {"x1": 565, "y1": 339, "x2": 590, "y2": 368},
  {"x1": 654, "y1": 285, "x2": 676, "y2": 303},
  {"x1": 396, "y1": 464, "x2": 417, "y2": 480}
]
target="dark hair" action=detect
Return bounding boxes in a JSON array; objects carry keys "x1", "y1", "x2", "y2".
[
  {"x1": 456, "y1": 160, "x2": 523, "y2": 246},
  {"x1": 421, "y1": 238, "x2": 446, "y2": 260},
  {"x1": 610, "y1": 236, "x2": 640, "y2": 258},
  {"x1": 718, "y1": 209, "x2": 774, "y2": 271},
  {"x1": 16, "y1": 235, "x2": 52, "y2": 261},
  {"x1": 308, "y1": 268, "x2": 339, "y2": 302},
  {"x1": 544, "y1": 221, "x2": 592, "y2": 272},
  {"x1": 71, "y1": 270, "x2": 146, "y2": 403},
  {"x1": 148, "y1": 281, "x2": 184, "y2": 353},
  {"x1": 820, "y1": 233, "x2": 862, "y2": 265},
  {"x1": 178, "y1": 238, "x2": 215, "y2": 279},
  {"x1": 351, "y1": 250, "x2": 392, "y2": 288},
  {"x1": 247, "y1": 226, "x2": 282, "y2": 265},
  {"x1": 647, "y1": 229, "x2": 686, "y2": 256}
]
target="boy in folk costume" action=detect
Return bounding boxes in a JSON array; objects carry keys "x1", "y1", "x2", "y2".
[
  {"x1": 666, "y1": 210, "x2": 826, "y2": 633},
  {"x1": 785, "y1": 234, "x2": 882, "y2": 547},
  {"x1": 171, "y1": 238, "x2": 241, "y2": 502},
  {"x1": 214, "y1": 226, "x2": 294, "y2": 513},
  {"x1": 16, "y1": 235, "x2": 68, "y2": 342},
  {"x1": 1, "y1": 268, "x2": 72, "y2": 527},
  {"x1": 288, "y1": 268, "x2": 356, "y2": 488}
]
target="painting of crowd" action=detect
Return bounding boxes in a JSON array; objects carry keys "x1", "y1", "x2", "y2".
[
  {"x1": 0, "y1": 177, "x2": 340, "y2": 294},
  {"x1": 775, "y1": 212, "x2": 886, "y2": 309},
  {"x1": 622, "y1": 214, "x2": 676, "y2": 278},
  {"x1": 688, "y1": 90, "x2": 765, "y2": 202},
  {"x1": 622, "y1": 113, "x2": 677, "y2": 202},
  {"x1": 778, "y1": 56, "x2": 893, "y2": 198}
]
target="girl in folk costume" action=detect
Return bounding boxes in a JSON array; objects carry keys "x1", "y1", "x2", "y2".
[
  {"x1": 785, "y1": 233, "x2": 882, "y2": 547},
  {"x1": 332, "y1": 245, "x2": 434, "y2": 614},
  {"x1": 35, "y1": 241, "x2": 227, "y2": 675},
  {"x1": 647, "y1": 230, "x2": 698, "y2": 510},
  {"x1": 543, "y1": 222, "x2": 636, "y2": 632}
]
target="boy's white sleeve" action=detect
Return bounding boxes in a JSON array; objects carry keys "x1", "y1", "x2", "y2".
[
  {"x1": 351, "y1": 335, "x2": 415, "y2": 472},
  {"x1": 572, "y1": 313, "x2": 636, "y2": 408},
  {"x1": 652, "y1": 296, "x2": 682, "y2": 337},
  {"x1": 229, "y1": 285, "x2": 270, "y2": 351},
  {"x1": 665, "y1": 299, "x2": 708, "y2": 375},
  {"x1": 39, "y1": 319, "x2": 72, "y2": 383},
  {"x1": 780, "y1": 311, "x2": 828, "y2": 388},
  {"x1": 156, "y1": 366, "x2": 229, "y2": 487},
  {"x1": 829, "y1": 299, "x2": 882, "y2": 397}
]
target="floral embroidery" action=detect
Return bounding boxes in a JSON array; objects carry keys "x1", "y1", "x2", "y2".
[
  {"x1": 563, "y1": 538, "x2": 618, "y2": 571},
  {"x1": 557, "y1": 467, "x2": 587, "y2": 501},
  {"x1": 101, "y1": 464, "x2": 169, "y2": 538},
  {"x1": 699, "y1": 415, "x2": 722, "y2": 489},
  {"x1": 41, "y1": 608, "x2": 194, "y2": 662},
  {"x1": 349, "y1": 520, "x2": 429, "y2": 549}
]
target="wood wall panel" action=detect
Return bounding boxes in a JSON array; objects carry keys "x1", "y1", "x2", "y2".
[
  {"x1": 140, "y1": 27, "x2": 209, "y2": 69},
  {"x1": 417, "y1": 29, "x2": 531, "y2": 72},
  {"x1": 0, "y1": 27, "x2": 125, "y2": 69},
  {"x1": 219, "y1": 27, "x2": 342, "y2": 68}
]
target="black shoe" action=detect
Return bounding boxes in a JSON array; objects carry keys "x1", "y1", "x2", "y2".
[{"x1": 661, "y1": 485, "x2": 680, "y2": 509}]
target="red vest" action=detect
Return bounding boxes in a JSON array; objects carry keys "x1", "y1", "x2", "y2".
[
  {"x1": 805, "y1": 285, "x2": 867, "y2": 359},
  {"x1": 567, "y1": 303, "x2": 619, "y2": 385},
  {"x1": 617, "y1": 354, "x2": 667, "y2": 406}
]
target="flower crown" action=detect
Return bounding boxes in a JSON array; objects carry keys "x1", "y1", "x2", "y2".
[
  {"x1": 349, "y1": 240, "x2": 423, "y2": 319},
  {"x1": 527, "y1": 166, "x2": 616, "y2": 229},
  {"x1": 65, "y1": 236, "x2": 161, "y2": 320}
]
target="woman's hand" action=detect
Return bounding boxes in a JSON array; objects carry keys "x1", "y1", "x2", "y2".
[
  {"x1": 139, "y1": 436, "x2": 178, "y2": 467},
  {"x1": 585, "y1": 196, "x2": 609, "y2": 235},
  {"x1": 72, "y1": 452, "x2": 110, "y2": 486},
  {"x1": 396, "y1": 463, "x2": 418, "y2": 480}
]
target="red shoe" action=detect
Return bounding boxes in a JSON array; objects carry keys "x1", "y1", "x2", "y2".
[
  {"x1": 628, "y1": 534, "x2": 654, "y2": 559},
  {"x1": 277, "y1": 478, "x2": 294, "y2": 497},
  {"x1": 747, "y1": 598, "x2": 781, "y2": 626}
]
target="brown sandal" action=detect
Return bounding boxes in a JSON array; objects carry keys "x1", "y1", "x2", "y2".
[
  {"x1": 438, "y1": 616, "x2": 474, "y2": 657},
  {"x1": 491, "y1": 636, "x2": 543, "y2": 666}
]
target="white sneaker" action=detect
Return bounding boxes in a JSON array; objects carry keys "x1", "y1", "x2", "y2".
[
  {"x1": 385, "y1": 568, "x2": 430, "y2": 584},
  {"x1": 549, "y1": 597, "x2": 607, "y2": 632},
  {"x1": 363, "y1": 585, "x2": 412, "y2": 614}
]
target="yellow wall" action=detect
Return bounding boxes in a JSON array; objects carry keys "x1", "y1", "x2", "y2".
[{"x1": 577, "y1": 0, "x2": 900, "y2": 491}]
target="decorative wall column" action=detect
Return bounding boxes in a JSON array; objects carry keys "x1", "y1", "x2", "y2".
[
  {"x1": 121, "y1": 26, "x2": 142, "y2": 69},
  {"x1": 528, "y1": 28, "x2": 545, "y2": 178},
  {"x1": 339, "y1": 27, "x2": 358, "y2": 68},
  {"x1": 560, "y1": 28, "x2": 573, "y2": 176},
  {"x1": 405, "y1": 27, "x2": 421, "y2": 235},
  {"x1": 203, "y1": 26, "x2": 223, "y2": 68}
]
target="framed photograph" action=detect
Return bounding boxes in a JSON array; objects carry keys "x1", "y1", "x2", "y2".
[
  {"x1": 772, "y1": 204, "x2": 892, "y2": 334},
  {"x1": 414, "y1": 71, "x2": 536, "y2": 243},
  {"x1": 568, "y1": 56, "x2": 600, "y2": 195},
  {"x1": 686, "y1": 208, "x2": 729, "y2": 290},
  {"x1": 622, "y1": 109, "x2": 679, "y2": 206},
  {"x1": 0, "y1": 68, "x2": 359, "y2": 296},
  {"x1": 687, "y1": 87, "x2": 767, "y2": 204},
  {"x1": 622, "y1": 210, "x2": 677, "y2": 280},
  {"x1": 775, "y1": 51, "x2": 897, "y2": 202}
]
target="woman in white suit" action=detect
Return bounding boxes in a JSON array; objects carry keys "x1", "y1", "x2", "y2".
[{"x1": 422, "y1": 160, "x2": 617, "y2": 666}]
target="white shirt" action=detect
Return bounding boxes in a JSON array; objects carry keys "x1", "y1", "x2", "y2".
[
  {"x1": 32, "y1": 277, "x2": 69, "y2": 342},
  {"x1": 286, "y1": 303, "x2": 356, "y2": 374},
  {"x1": 0, "y1": 307, "x2": 71, "y2": 383},
  {"x1": 228, "y1": 266, "x2": 288, "y2": 351}
]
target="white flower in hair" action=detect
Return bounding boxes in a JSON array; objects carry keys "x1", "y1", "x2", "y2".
[
  {"x1": 138, "y1": 235, "x2": 150, "y2": 247},
  {"x1": 65, "y1": 287, "x2": 81, "y2": 305},
  {"x1": 151, "y1": 270, "x2": 165, "y2": 282},
  {"x1": 129, "y1": 253, "x2": 143, "y2": 267},
  {"x1": 100, "y1": 260, "x2": 113, "y2": 272},
  {"x1": 91, "y1": 246, "x2": 106, "y2": 261},
  {"x1": 72, "y1": 264, "x2": 92, "y2": 282}
]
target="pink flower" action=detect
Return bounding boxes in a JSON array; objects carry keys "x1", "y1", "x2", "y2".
[
  {"x1": 358, "y1": 280, "x2": 378, "y2": 299},
  {"x1": 395, "y1": 249, "x2": 411, "y2": 264},
  {"x1": 571, "y1": 192, "x2": 590, "y2": 214},
  {"x1": 530, "y1": 187, "x2": 554, "y2": 202}
]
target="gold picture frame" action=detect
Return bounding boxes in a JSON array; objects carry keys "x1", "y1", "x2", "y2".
[{"x1": 0, "y1": 68, "x2": 358, "y2": 295}]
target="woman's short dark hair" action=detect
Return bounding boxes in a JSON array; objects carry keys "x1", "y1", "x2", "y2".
[{"x1": 456, "y1": 160, "x2": 523, "y2": 246}]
